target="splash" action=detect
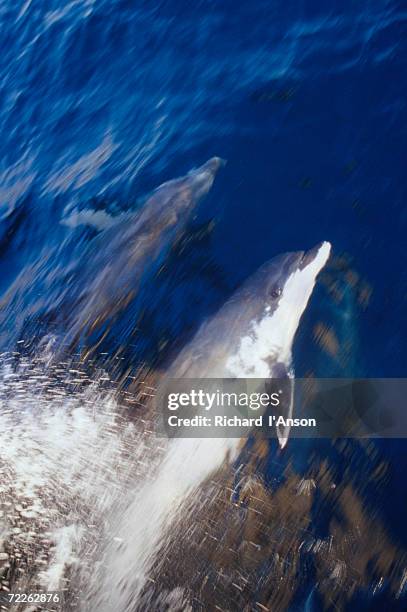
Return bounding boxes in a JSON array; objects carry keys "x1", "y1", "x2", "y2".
[
  {"x1": 0, "y1": 352, "x2": 238, "y2": 610},
  {"x1": 0, "y1": 352, "x2": 155, "y2": 606}
]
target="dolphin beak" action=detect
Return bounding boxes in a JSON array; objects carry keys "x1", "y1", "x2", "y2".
[
  {"x1": 188, "y1": 157, "x2": 226, "y2": 201},
  {"x1": 300, "y1": 241, "x2": 331, "y2": 269},
  {"x1": 198, "y1": 157, "x2": 227, "y2": 176}
]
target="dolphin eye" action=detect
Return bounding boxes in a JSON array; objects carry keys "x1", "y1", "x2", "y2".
[{"x1": 270, "y1": 286, "x2": 282, "y2": 299}]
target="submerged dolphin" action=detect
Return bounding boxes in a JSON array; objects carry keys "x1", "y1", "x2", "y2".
[
  {"x1": 64, "y1": 157, "x2": 224, "y2": 347},
  {"x1": 96, "y1": 241, "x2": 331, "y2": 611}
]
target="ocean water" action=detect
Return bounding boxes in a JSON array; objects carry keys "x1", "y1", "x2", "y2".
[
  {"x1": 0, "y1": 1, "x2": 406, "y2": 610},
  {"x1": 0, "y1": 0, "x2": 406, "y2": 371}
]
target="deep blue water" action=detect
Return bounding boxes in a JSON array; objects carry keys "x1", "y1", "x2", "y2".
[
  {"x1": 0, "y1": 1, "x2": 406, "y2": 608},
  {"x1": 1, "y1": 0, "x2": 406, "y2": 373}
]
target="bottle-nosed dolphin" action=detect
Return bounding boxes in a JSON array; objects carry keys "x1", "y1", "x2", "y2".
[{"x1": 65, "y1": 157, "x2": 225, "y2": 348}]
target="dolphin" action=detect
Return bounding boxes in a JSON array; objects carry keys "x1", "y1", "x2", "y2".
[
  {"x1": 95, "y1": 241, "x2": 331, "y2": 612},
  {"x1": 167, "y1": 241, "x2": 331, "y2": 381},
  {"x1": 164, "y1": 240, "x2": 331, "y2": 445},
  {"x1": 63, "y1": 157, "x2": 224, "y2": 348}
]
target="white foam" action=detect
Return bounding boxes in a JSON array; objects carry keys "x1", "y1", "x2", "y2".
[
  {"x1": 0, "y1": 358, "x2": 145, "y2": 597},
  {"x1": 39, "y1": 525, "x2": 83, "y2": 591},
  {"x1": 61, "y1": 208, "x2": 124, "y2": 231}
]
